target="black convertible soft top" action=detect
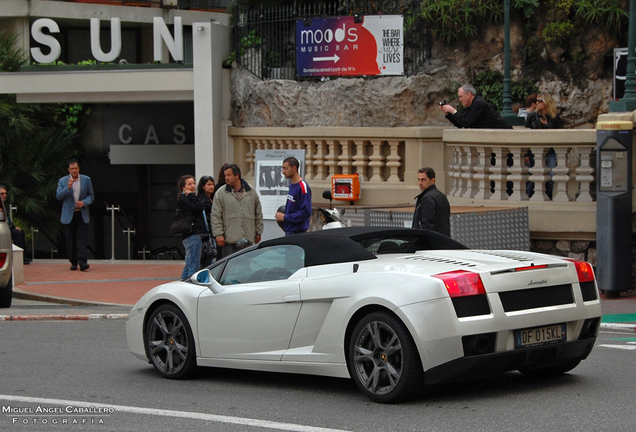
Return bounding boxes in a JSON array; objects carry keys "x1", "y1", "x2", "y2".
[{"x1": 259, "y1": 227, "x2": 467, "y2": 267}]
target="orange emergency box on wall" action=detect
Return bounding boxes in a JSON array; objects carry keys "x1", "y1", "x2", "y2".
[{"x1": 332, "y1": 174, "x2": 361, "y2": 201}]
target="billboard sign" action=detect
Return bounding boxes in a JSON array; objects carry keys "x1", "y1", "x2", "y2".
[{"x1": 296, "y1": 15, "x2": 403, "y2": 77}]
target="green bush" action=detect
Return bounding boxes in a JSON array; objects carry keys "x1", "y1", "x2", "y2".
[{"x1": 473, "y1": 70, "x2": 539, "y2": 112}]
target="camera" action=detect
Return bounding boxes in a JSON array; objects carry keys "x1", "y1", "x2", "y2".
[{"x1": 439, "y1": 100, "x2": 447, "y2": 106}]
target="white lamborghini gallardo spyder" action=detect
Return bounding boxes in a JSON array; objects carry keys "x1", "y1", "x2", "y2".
[{"x1": 126, "y1": 227, "x2": 602, "y2": 403}]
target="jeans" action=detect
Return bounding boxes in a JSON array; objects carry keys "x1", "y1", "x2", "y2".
[{"x1": 182, "y1": 234, "x2": 203, "y2": 279}]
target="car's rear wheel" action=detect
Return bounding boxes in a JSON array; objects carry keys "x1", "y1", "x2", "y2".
[
  {"x1": 348, "y1": 311, "x2": 423, "y2": 403},
  {"x1": 519, "y1": 359, "x2": 581, "y2": 378},
  {"x1": 0, "y1": 274, "x2": 13, "y2": 308},
  {"x1": 145, "y1": 304, "x2": 196, "y2": 379}
]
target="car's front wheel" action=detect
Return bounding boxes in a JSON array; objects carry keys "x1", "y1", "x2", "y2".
[
  {"x1": 348, "y1": 311, "x2": 423, "y2": 403},
  {"x1": 145, "y1": 304, "x2": 197, "y2": 379}
]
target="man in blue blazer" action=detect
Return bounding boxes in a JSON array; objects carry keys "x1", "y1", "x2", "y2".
[{"x1": 56, "y1": 160, "x2": 95, "y2": 271}]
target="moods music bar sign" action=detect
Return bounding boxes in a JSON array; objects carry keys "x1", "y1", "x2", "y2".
[{"x1": 296, "y1": 15, "x2": 403, "y2": 77}]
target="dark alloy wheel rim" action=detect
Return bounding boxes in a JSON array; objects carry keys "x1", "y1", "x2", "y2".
[
  {"x1": 353, "y1": 320, "x2": 403, "y2": 395},
  {"x1": 147, "y1": 310, "x2": 189, "y2": 375}
]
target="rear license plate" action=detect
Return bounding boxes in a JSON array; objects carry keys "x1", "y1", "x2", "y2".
[{"x1": 515, "y1": 324, "x2": 566, "y2": 348}]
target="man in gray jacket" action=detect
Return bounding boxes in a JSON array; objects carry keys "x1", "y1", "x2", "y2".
[{"x1": 212, "y1": 164, "x2": 264, "y2": 257}]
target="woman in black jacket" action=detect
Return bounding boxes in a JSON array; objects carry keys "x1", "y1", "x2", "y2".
[
  {"x1": 197, "y1": 175, "x2": 215, "y2": 267},
  {"x1": 525, "y1": 93, "x2": 562, "y2": 129},
  {"x1": 177, "y1": 175, "x2": 207, "y2": 279}
]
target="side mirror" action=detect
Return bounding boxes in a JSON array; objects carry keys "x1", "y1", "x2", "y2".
[
  {"x1": 195, "y1": 270, "x2": 210, "y2": 284},
  {"x1": 194, "y1": 270, "x2": 224, "y2": 294},
  {"x1": 322, "y1": 189, "x2": 333, "y2": 208}
]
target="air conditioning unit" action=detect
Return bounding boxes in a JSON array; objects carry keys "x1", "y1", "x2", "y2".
[{"x1": 162, "y1": 0, "x2": 178, "y2": 7}]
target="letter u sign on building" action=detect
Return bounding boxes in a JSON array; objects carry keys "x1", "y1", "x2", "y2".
[{"x1": 30, "y1": 17, "x2": 183, "y2": 64}]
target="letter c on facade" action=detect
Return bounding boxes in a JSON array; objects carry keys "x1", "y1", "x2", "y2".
[{"x1": 119, "y1": 124, "x2": 133, "y2": 144}]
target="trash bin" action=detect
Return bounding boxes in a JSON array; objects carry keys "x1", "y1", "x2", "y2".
[{"x1": 596, "y1": 121, "x2": 633, "y2": 297}]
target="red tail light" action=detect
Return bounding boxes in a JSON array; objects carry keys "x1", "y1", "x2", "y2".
[
  {"x1": 433, "y1": 270, "x2": 486, "y2": 298},
  {"x1": 565, "y1": 259, "x2": 595, "y2": 283},
  {"x1": 0, "y1": 253, "x2": 6, "y2": 268},
  {"x1": 513, "y1": 265, "x2": 548, "y2": 272}
]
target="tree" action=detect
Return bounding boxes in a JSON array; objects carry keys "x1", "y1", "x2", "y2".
[{"x1": 0, "y1": 29, "x2": 86, "y2": 236}]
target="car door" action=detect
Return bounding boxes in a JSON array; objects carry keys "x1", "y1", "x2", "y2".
[{"x1": 197, "y1": 244, "x2": 304, "y2": 361}]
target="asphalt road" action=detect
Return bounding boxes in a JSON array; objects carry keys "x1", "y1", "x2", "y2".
[{"x1": 1, "y1": 310, "x2": 636, "y2": 432}]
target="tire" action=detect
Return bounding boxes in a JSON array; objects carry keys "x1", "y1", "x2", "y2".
[
  {"x1": 0, "y1": 274, "x2": 13, "y2": 308},
  {"x1": 348, "y1": 311, "x2": 424, "y2": 403},
  {"x1": 145, "y1": 304, "x2": 197, "y2": 379},
  {"x1": 519, "y1": 359, "x2": 581, "y2": 378}
]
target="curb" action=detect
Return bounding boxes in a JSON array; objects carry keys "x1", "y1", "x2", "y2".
[
  {"x1": 599, "y1": 323, "x2": 636, "y2": 333},
  {"x1": 0, "y1": 313, "x2": 128, "y2": 321},
  {"x1": 13, "y1": 287, "x2": 133, "y2": 307}
]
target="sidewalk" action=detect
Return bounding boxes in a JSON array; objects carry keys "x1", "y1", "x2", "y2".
[
  {"x1": 5, "y1": 260, "x2": 636, "y2": 331},
  {"x1": 12, "y1": 259, "x2": 184, "y2": 306}
]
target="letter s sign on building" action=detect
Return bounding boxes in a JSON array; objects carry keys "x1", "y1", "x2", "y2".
[{"x1": 296, "y1": 15, "x2": 403, "y2": 78}]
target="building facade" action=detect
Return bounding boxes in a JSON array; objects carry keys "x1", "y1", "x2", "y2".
[{"x1": 0, "y1": 0, "x2": 232, "y2": 259}]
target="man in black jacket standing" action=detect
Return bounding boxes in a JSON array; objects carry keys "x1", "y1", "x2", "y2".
[
  {"x1": 412, "y1": 167, "x2": 451, "y2": 237},
  {"x1": 440, "y1": 84, "x2": 513, "y2": 129}
]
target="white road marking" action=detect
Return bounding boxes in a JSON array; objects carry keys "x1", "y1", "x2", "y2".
[
  {"x1": 0, "y1": 395, "x2": 350, "y2": 432},
  {"x1": 599, "y1": 344, "x2": 636, "y2": 351}
]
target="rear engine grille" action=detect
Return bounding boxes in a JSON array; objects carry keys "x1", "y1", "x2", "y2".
[
  {"x1": 452, "y1": 294, "x2": 491, "y2": 317},
  {"x1": 580, "y1": 281, "x2": 598, "y2": 302},
  {"x1": 405, "y1": 256, "x2": 477, "y2": 267},
  {"x1": 474, "y1": 251, "x2": 536, "y2": 261},
  {"x1": 499, "y1": 284, "x2": 574, "y2": 312}
]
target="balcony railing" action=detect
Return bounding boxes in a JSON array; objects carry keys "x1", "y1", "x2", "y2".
[
  {"x1": 228, "y1": 126, "x2": 602, "y2": 235},
  {"x1": 443, "y1": 129, "x2": 597, "y2": 203}
]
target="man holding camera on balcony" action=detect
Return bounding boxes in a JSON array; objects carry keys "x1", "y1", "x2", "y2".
[{"x1": 440, "y1": 84, "x2": 513, "y2": 129}]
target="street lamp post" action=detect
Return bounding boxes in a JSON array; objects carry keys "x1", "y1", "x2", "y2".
[
  {"x1": 610, "y1": 0, "x2": 636, "y2": 112},
  {"x1": 501, "y1": 0, "x2": 524, "y2": 125}
]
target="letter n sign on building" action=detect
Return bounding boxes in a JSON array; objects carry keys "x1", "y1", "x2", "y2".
[{"x1": 296, "y1": 15, "x2": 403, "y2": 77}]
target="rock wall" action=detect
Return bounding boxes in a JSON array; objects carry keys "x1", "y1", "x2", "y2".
[{"x1": 231, "y1": 21, "x2": 619, "y2": 129}]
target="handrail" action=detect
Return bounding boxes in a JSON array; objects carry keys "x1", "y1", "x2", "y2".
[{"x1": 110, "y1": 203, "x2": 183, "y2": 260}]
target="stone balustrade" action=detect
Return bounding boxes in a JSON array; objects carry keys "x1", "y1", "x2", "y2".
[
  {"x1": 443, "y1": 129, "x2": 597, "y2": 203},
  {"x1": 228, "y1": 126, "x2": 610, "y2": 237},
  {"x1": 229, "y1": 127, "x2": 446, "y2": 205}
]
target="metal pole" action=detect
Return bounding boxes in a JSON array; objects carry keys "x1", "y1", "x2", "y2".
[
  {"x1": 501, "y1": 0, "x2": 523, "y2": 126},
  {"x1": 138, "y1": 247, "x2": 150, "y2": 260},
  {"x1": 501, "y1": 0, "x2": 523, "y2": 125},
  {"x1": 502, "y1": 0, "x2": 512, "y2": 115},
  {"x1": 30, "y1": 227, "x2": 38, "y2": 261},
  {"x1": 624, "y1": 0, "x2": 636, "y2": 100},
  {"x1": 106, "y1": 205, "x2": 120, "y2": 261},
  {"x1": 123, "y1": 228, "x2": 135, "y2": 260},
  {"x1": 610, "y1": 0, "x2": 636, "y2": 111}
]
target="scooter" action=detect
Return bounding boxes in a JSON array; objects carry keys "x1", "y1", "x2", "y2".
[{"x1": 318, "y1": 190, "x2": 345, "y2": 229}]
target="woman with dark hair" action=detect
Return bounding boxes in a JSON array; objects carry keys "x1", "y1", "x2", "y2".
[
  {"x1": 177, "y1": 175, "x2": 207, "y2": 279},
  {"x1": 197, "y1": 175, "x2": 215, "y2": 267},
  {"x1": 216, "y1": 163, "x2": 229, "y2": 191}
]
